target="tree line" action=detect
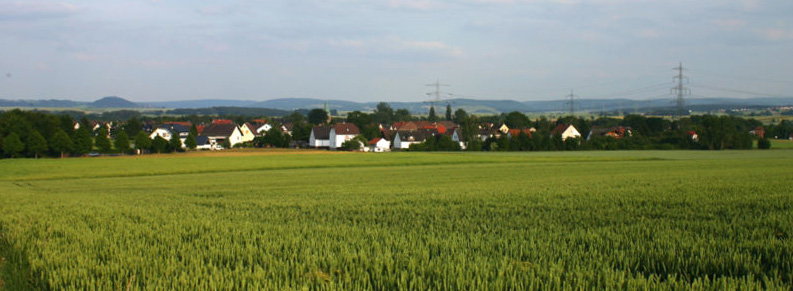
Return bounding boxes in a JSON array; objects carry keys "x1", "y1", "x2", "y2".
[{"x1": 0, "y1": 103, "x2": 784, "y2": 158}]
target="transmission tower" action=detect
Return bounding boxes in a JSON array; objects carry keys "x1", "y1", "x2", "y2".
[
  {"x1": 424, "y1": 79, "x2": 451, "y2": 107},
  {"x1": 671, "y1": 62, "x2": 691, "y2": 118},
  {"x1": 564, "y1": 89, "x2": 578, "y2": 115}
]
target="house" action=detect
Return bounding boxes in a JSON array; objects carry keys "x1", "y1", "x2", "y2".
[
  {"x1": 150, "y1": 123, "x2": 190, "y2": 148},
  {"x1": 551, "y1": 124, "x2": 581, "y2": 141},
  {"x1": 449, "y1": 128, "x2": 467, "y2": 150},
  {"x1": 750, "y1": 126, "x2": 765, "y2": 139},
  {"x1": 309, "y1": 125, "x2": 332, "y2": 148},
  {"x1": 393, "y1": 129, "x2": 438, "y2": 150},
  {"x1": 199, "y1": 123, "x2": 244, "y2": 148},
  {"x1": 239, "y1": 123, "x2": 257, "y2": 143},
  {"x1": 280, "y1": 123, "x2": 294, "y2": 136},
  {"x1": 194, "y1": 136, "x2": 214, "y2": 150},
  {"x1": 507, "y1": 128, "x2": 533, "y2": 139},
  {"x1": 498, "y1": 124, "x2": 510, "y2": 134},
  {"x1": 367, "y1": 138, "x2": 391, "y2": 152},
  {"x1": 587, "y1": 126, "x2": 632, "y2": 140},
  {"x1": 687, "y1": 131, "x2": 699, "y2": 142},
  {"x1": 329, "y1": 123, "x2": 360, "y2": 150}
]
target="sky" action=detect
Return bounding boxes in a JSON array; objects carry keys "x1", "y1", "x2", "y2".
[{"x1": 1, "y1": 0, "x2": 792, "y2": 103}]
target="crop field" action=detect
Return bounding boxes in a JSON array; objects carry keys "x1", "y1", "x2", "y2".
[{"x1": 1, "y1": 150, "x2": 792, "y2": 290}]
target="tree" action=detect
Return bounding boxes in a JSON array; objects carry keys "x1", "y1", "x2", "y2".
[
  {"x1": 445, "y1": 104, "x2": 452, "y2": 121},
  {"x1": 26, "y1": 130, "x2": 48, "y2": 158},
  {"x1": 114, "y1": 131, "x2": 130, "y2": 154},
  {"x1": 308, "y1": 108, "x2": 329, "y2": 125},
  {"x1": 125, "y1": 117, "x2": 142, "y2": 137},
  {"x1": 394, "y1": 108, "x2": 412, "y2": 122},
  {"x1": 256, "y1": 128, "x2": 291, "y2": 148},
  {"x1": 170, "y1": 132, "x2": 183, "y2": 152},
  {"x1": 184, "y1": 133, "x2": 197, "y2": 150},
  {"x1": 134, "y1": 132, "x2": 151, "y2": 154},
  {"x1": 72, "y1": 127, "x2": 93, "y2": 155},
  {"x1": 428, "y1": 106, "x2": 438, "y2": 122},
  {"x1": 151, "y1": 136, "x2": 168, "y2": 153},
  {"x1": 373, "y1": 102, "x2": 394, "y2": 124},
  {"x1": 505, "y1": 111, "x2": 530, "y2": 129},
  {"x1": 50, "y1": 129, "x2": 73, "y2": 158},
  {"x1": 340, "y1": 135, "x2": 368, "y2": 151},
  {"x1": 453, "y1": 108, "x2": 468, "y2": 125},
  {"x1": 758, "y1": 138, "x2": 771, "y2": 150},
  {"x1": 2, "y1": 132, "x2": 24, "y2": 158},
  {"x1": 95, "y1": 127, "x2": 112, "y2": 153}
]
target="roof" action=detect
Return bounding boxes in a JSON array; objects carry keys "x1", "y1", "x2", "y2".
[
  {"x1": 551, "y1": 124, "x2": 571, "y2": 135},
  {"x1": 508, "y1": 128, "x2": 532, "y2": 138},
  {"x1": 200, "y1": 123, "x2": 238, "y2": 137},
  {"x1": 312, "y1": 125, "x2": 332, "y2": 139},
  {"x1": 195, "y1": 136, "x2": 210, "y2": 145},
  {"x1": 332, "y1": 123, "x2": 360, "y2": 135},
  {"x1": 212, "y1": 119, "x2": 233, "y2": 125},
  {"x1": 155, "y1": 123, "x2": 189, "y2": 134},
  {"x1": 396, "y1": 128, "x2": 438, "y2": 142},
  {"x1": 369, "y1": 138, "x2": 383, "y2": 145}
]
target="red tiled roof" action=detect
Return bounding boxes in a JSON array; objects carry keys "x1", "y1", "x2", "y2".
[
  {"x1": 333, "y1": 123, "x2": 360, "y2": 135},
  {"x1": 212, "y1": 119, "x2": 233, "y2": 125},
  {"x1": 508, "y1": 129, "x2": 532, "y2": 138},
  {"x1": 551, "y1": 124, "x2": 570, "y2": 135},
  {"x1": 369, "y1": 138, "x2": 382, "y2": 145}
]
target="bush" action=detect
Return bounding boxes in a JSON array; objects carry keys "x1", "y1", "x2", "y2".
[{"x1": 757, "y1": 138, "x2": 771, "y2": 150}]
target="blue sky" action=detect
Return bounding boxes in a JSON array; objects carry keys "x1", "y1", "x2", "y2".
[{"x1": 1, "y1": 0, "x2": 792, "y2": 103}]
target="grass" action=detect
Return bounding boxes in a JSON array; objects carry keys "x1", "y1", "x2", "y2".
[
  {"x1": 1, "y1": 150, "x2": 792, "y2": 289},
  {"x1": 770, "y1": 139, "x2": 793, "y2": 149}
]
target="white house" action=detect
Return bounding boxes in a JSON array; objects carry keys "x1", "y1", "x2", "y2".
[
  {"x1": 367, "y1": 138, "x2": 391, "y2": 152},
  {"x1": 149, "y1": 124, "x2": 190, "y2": 148},
  {"x1": 450, "y1": 128, "x2": 466, "y2": 150},
  {"x1": 255, "y1": 123, "x2": 273, "y2": 135},
  {"x1": 393, "y1": 129, "x2": 437, "y2": 150},
  {"x1": 551, "y1": 124, "x2": 581, "y2": 141},
  {"x1": 329, "y1": 123, "x2": 360, "y2": 150},
  {"x1": 239, "y1": 123, "x2": 257, "y2": 143},
  {"x1": 199, "y1": 123, "x2": 244, "y2": 148},
  {"x1": 309, "y1": 125, "x2": 331, "y2": 148}
]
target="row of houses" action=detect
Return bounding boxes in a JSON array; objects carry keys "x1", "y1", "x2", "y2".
[{"x1": 148, "y1": 120, "x2": 291, "y2": 150}]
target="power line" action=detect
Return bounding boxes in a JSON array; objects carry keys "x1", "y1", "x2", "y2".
[
  {"x1": 671, "y1": 62, "x2": 690, "y2": 118},
  {"x1": 564, "y1": 89, "x2": 578, "y2": 115},
  {"x1": 689, "y1": 83, "x2": 790, "y2": 98},
  {"x1": 424, "y1": 79, "x2": 451, "y2": 108}
]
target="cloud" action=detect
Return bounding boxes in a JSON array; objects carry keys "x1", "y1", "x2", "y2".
[
  {"x1": 0, "y1": 2, "x2": 78, "y2": 21},
  {"x1": 327, "y1": 36, "x2": 465, "y2": 59},
  {"x1": 712, "y1": 19, "x2": 748, "y2": 29},
  {"x1": 760, "y1": 28, "x2": 793, "y2": 41}
]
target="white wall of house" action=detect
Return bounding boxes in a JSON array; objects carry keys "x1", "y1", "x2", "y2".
[
  {"x1": 370, "y1": 139, "x2": 391, "y2": 152},
  {"x1": 149, "y1": 128, "x2": 173, "y2": 140},
  {"x1": 309, "y1": 131, "x2": 330, "y2": 148},
  {"x1": 239, "y1": 124, "x2": 256, "y2": 143},
  {"x1": 256, "y1": 124, "x2": 272, "y2": 134},
  {"x1": 393, "y1": 133, "x2": 420, "y2": 150},
  {"x1": 228, "y1": 127, "x2": 244, "y2": 147},
  {"x1": 560, "y1": 125, "x2": 581, "y2": 141},
  {"x1": 329, "y1": 129, "x2": 356, "y2": 149}
]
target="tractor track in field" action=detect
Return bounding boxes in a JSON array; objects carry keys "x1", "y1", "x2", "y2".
[{"x1": 1, "y1": 157, "x2": 663, "y2": 183}]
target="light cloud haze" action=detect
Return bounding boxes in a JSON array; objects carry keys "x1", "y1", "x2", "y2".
[{"x1": 1, "y1": 0, "x2": 791, "y2": 102}]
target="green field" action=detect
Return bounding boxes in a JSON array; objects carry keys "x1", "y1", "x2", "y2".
[{"x1": 1, "y1": 150, "x2": 792, "y2": 290}]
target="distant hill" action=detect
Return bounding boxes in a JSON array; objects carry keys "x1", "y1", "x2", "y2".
[
  {"x1": 89, "y1": 96, "x2": 139, "y2": 108},
  {"x1": 166, "y1": 107, "x2": 292, "y2": 117},
  {"x1": 2, "y1": 96, "x2": 792, "y2": 115},
  {"x1": 145, "y1": 99, "x2": 258, "y2": 108},
  {"x1": 0, "y1": 99, "x2": 83, "y2": 107}
]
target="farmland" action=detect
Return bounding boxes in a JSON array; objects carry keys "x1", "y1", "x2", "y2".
[{"x1": 1, "y1": 150, "x2": 792, "y2": 290}]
